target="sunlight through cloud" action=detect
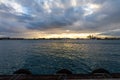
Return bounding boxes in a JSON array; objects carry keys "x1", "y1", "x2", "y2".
[
  {"x1": 0, "y1": 0, "x2": 28, "y2": 15},
  {"x1": 83, "y1": 3, "x2": 101, "y2": 16},
  {"x1": 71, "y1": 0, "x2": 77, "y2": 7}
]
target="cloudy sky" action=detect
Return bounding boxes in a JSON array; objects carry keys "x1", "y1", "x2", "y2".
[{"x1": 0, "y1": 0, "x2": 120, "y2": 38}]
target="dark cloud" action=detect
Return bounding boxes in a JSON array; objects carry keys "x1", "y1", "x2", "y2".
[
  {"x1": 74, "y1": 0, "x2": 120, "y2": 32},
  {"x1": 27, "y1": 6, "x2": 84, "y2": 30},
  {"x1": 0, "y1": 0, "x2": 120, "y2": 37},
  {"x1": 100, "y1": 29, "x2": 120, "y2": 37}
]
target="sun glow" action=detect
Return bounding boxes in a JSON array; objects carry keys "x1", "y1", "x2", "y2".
[
  {"x1": 34, "y1": 33, "x2": 99, "y2": 39},
  {"x1": 22, "y1": 30, "x2": 100, "y2": 39}
]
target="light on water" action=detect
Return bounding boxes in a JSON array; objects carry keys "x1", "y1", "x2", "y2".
[{"x1": 0, "y1": 40, "x2": 120, "y2": 74}]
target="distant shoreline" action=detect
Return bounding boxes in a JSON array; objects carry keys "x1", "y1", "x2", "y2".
[{"x1": 0, "y1": 38, "x2": 120, "y2": 40}]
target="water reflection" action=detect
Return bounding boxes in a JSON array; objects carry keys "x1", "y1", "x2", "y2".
[
  {"x1": 42, "y1": 42, "x2": 91, "y2": 59},
  {"x1": 0, "y1": 40, "x2": 120, "y2": 74},
  {"x1": 21, "y1": 41, "x2": 99, "y2": 74}
]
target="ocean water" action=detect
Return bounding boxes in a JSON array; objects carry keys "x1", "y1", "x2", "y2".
[{"x1": 0, "y1": 40, "x2": 120, "y2": 75}]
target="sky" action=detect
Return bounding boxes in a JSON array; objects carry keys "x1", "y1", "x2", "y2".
[{"x1": 0, "y1": 0, "x2": 120, "y2": 38}]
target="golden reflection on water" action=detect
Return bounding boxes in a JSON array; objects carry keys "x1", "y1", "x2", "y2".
[{"x1": 46, "y1": 40, "x2": 90, "y2": 60}]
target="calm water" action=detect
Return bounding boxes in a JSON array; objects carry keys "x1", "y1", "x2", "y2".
[{"x1": 0, "y1": 40, "x2": 120, "y2": 74}]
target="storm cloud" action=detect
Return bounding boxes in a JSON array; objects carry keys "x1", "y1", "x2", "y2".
[{"x1": 0, "y1": 0, "x2": 120, "y2": 38}]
